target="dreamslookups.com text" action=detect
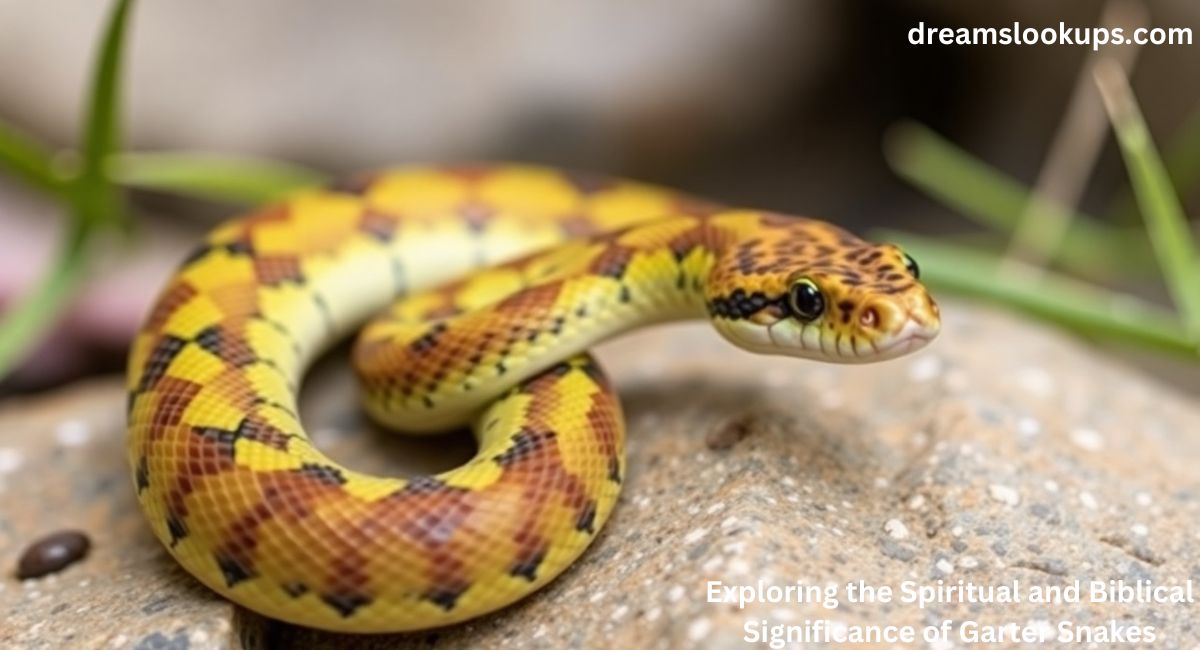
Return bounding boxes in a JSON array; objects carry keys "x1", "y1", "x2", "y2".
[
  {"x1": 707, "y1": 579, "x2": 1196, "y2": 646},
  {"x1": 909, "y1": 21, "x2": 1193, "y2": 50}
]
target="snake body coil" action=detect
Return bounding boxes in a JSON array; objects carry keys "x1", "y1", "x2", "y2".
[{"x1": 127, "y1": 165, "x2": 939, "y2": 632}]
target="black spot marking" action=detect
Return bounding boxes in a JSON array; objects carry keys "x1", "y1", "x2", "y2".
[
  {"x1": 410, "y1": 322, "x2": 448, "y2": 354},
  {"x1": 283, "y1": 582, "x2": 309, "y2": 598},
  {"x1": 397, "y1": 475, "x2": 464, "y2": 495},
  {"x1": 423, "y1": 585, "x2": 467, "y2": 611},
  {"x1": 322, "y1": 592, "x2": 372, "y2": 617},
  {"x1": 608, "y1": 456, "x2": 622, "y2": 483},
  {"x1": 294, "y1": 463, "x2": 346, "y2": 486},
  {"x1": 576, "y1": 501, "x2": 597, "y2": 534},
  {"x1": 137, "y1": 335, "x2": 189, "y2": 392},
  {"x1": 619, "y1": 285, "x2": 631, "y2": 303},
  {"x1": 860, "y1": 250, "x2": 883, "y2": 265},
  {"x1": 215, "y1": 553, "x2": 256, "y2": 587},
  {"x1": 135, "y1": 455, "x2": 150, "y2": 494},
  {"x1": 494, "y1": 428, "x2": 554, "y2": 467},
  {"x1": 194, "y1": 326, "x2": 223, "y2": 358},
  {"x1": 707, "y1": 290, "x2": 787, "y2": 321},
  {"x1": 510, "y1": 548, "x2": 547, "y2": 582},
  {"x1": 178, "y1": 238, "x2": 255, "y2": 269},
  {"x1": 166, "y1": 513, "x2": 188, "y2": 546},
  {"x1": 192, "y1": 424, "x2": 240, "y2": 460},
  {"x1": 576, "y1": 357, "x2": 610, "y2": 390}
]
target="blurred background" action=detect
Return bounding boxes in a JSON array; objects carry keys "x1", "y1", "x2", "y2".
[{"x1": 0, "y1": 0, "x2": 1197, "y2": 392}]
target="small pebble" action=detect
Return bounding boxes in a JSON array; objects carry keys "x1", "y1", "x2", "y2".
[
  {"x1": 988, "y1": 484, "x2": 1021, "y2": 506},
  {"x1": 1015, "y1": 417, "x2": 1042, "y2": 437},
  {"x1": 16, "y1": 530, "x2": 91, "y2": 579},
  {"x1": 1015, "y1": 367, "x2": 1055, "y2": 397},
  {"x1": 1069, "y1": 427, "x2": 1105, "y2": 451},
  {"x1": 0, "y1": 448, "x2": 22, "y2": 474},
  {"x1": 1079, "y1": 491, "x2": 1099, "y2": 510},
  {"x1": 884, "y1": 518, "x2": 910, "y2": 540},
  {"x1": 907, "y1": 356, "x2": 942, "y2": 382},
  {"x1": 688, "y1": 618, "x2": 712, "y2": 641},
  {"x1": 54, "y1": 419, "x2": 92, "y2": 447}
]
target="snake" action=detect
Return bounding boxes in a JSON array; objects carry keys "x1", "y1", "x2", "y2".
[{"x1": 126, "y1": 164, "x2": 940, "y2": 633}]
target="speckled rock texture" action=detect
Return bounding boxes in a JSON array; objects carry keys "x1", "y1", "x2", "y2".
[{"x1": 3, "y1": 302, "x2": 1199, "y2": 649}]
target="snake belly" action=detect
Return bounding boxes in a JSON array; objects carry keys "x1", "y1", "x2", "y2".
[
  {"x1": 126, "y1": 165, "x2": 716, "y2": 632},
  {"x1": 127, "y1": 164, "x2": 939, "y2": 633}
]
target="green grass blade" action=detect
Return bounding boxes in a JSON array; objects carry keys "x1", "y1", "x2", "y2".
[
  {"x1": 0, "y1": 223, "x2": 92, "y2": 374},
  {"x1": 109, "y1": 152, "x2": 326, "y2": 204},
  {"x1": 73, "y1": 0, "x2": 134, "y2": 229},
  {"x1": 0, "y1": 119, "x2": 67, "y2": 197},
  {"x1": 878, "y1": 229, "x2": 1197, "y2": 358},
  {"x1": 0, "y1": 0, "x2": 135, "y2": 377},
  {"x1": 1095, "y1": 61, "x2": 1200, "y2": 341},
  {"x1": 1108, "y1": 100, "x2": 1200, "y2": 223},
  {"x1": 884, "y1": 121, "x2": 1029, "y2": 232},
  {"x1": 883, "y1": 121, "x2": 1154, "y2": 276}
]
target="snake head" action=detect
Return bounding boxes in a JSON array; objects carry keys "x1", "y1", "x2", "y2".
[{"x1": 706, "y1": 219, "x2": 940, "y2": 363}]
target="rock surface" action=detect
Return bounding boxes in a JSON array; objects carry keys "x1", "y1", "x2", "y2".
[{"x1": 3, "y1": 302, "x2": 1200, "y2": 649}]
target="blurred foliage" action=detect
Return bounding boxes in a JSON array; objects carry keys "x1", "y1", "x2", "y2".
[
  {"x1": 0, "y1": 0, "x2": 324, "y2": 376},
  {"x1": 884, "y1": 62, "x2": 1200, "y2": 361}
]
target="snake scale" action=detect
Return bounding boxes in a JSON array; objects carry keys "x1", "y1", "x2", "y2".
[{"x1": 126, "y1": 164, "x2": 940, "y2": 632}]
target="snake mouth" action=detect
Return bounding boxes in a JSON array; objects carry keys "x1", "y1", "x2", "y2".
[
  {"x1": 751, "y1": 314, "x2": 938, "y2": 363},
  {"x1": 871, "y1": 318, "x2": 939, "y2": 360}
]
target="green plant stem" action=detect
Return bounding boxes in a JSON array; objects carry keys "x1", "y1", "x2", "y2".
[
  {"x1": 1095, "y1": 60, "x2": 1200, "y2": 341},
  {"x1": 74, "y1": 0, "x2": 134, "y2": 231},
  {"x1": 109, "y1": 152, "x2": 325, "y2": 204},
  {"x1": 883, "y1": 121, "x2": 1155, "y2": 277},
  {"x1": 0, "y1": 0, "x2": 135, "y2": 377},
  {"x1": 877, "y1": 230, "x2": 1198, "y2": 358},
  {"x1": 1108, "y1": 98, "x2": 1200, "y2": 223},
  {"x1": 0, "y1": 120, "x2": 68, "y2": 198},
  {"x1": 0, "y1": 224, "x2": 93, "y2": 372}
]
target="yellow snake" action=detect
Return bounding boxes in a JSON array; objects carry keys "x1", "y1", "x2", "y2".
[{"x1": 126, "y1": 164, "x2": 940, "y2": 633}]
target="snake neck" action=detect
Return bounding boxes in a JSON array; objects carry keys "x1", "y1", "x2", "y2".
[{"x1": 354, "y1": 212, "x2": 764, "y2": 432}]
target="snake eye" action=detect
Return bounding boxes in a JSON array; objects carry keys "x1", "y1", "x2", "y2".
[
  {"x1": 788, "y1": 278, "x2": 825, "y2": 322},
  {"x1": 902, "y1": 253, "x2": 920, "y2": 279}
]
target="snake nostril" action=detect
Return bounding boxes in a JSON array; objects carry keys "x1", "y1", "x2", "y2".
[{"x1": 859, "y1": 307, "x2": 879, "y2": 329}]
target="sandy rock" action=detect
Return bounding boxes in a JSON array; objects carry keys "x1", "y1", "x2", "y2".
[
  {"x1": 0, "y1": 380, "x2": 270, "y2": 649},
  {"x1": 3, "y1": 301, "x2": 1200, "y2": 648}
]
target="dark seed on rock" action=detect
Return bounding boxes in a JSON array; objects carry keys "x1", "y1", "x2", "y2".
[{"x1": 16, "y1": 530, "x2": 91, "y2": 579}]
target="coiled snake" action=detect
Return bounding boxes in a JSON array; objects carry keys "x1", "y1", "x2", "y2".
[{"x1": 126, "y1": 165, "x2": 940, "y2": 632}]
